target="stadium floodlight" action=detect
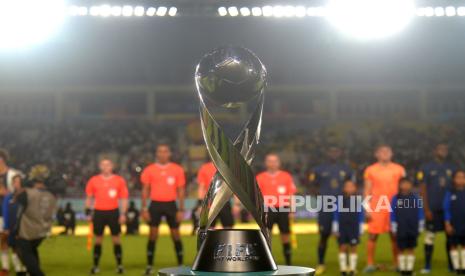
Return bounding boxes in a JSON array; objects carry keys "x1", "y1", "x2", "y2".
[
  {"x1": 272, "y1": 6, "x2": 284, "y2": 17},
  {"x1": 111, "y1": 6, "x2": 122, "y2": 17},
  {"x1": 295, "y1": 6, "x2": 306, "y2": 17},
  {"x1": 157, "y1": 6, "x2": 167, "y2": 16},
  {"x1": 218, "y1": 7, "x2": 227, "y2": 16},
  {"x1": 168, "y1": 7, "x2": 177, "y2": 16},
  {"x1": 251, "y1": 7, "x2": 262, "y2": 16},
  {"x1": 90, "y1": 6, "x2": 100, "y2": 16},
  {"x1": 122, "y1": 5, "x2": 133, "y2": 17},
  {"x1": 146, "y1": 7, "x2": 156, "y2": 16},
  {"x1": 228, "y1": 7, "x2": 239, "y2": 16},
  {"x1": 240, "y1": 7, "x2": 251, "y2": 16},
  {"x1": 283, "y1": 6, "x2": 295, "y2": 17},
  {"x1": 434, "y1": 7, "x2": 445, "y2": 17},
  {"x1": 99, "y1": 5, "x2": 112, "y2": 17},
  {"x1": 77, "y1": 6, "x2": 88, "y2": 16},
  {"x1": 0, "y1": 0, "x2": 66, "y2": 49},
  {"x1": 134, "y1": 6, "x2": 145, "y2": 16},
  {"x1": 326, "y1": 0, "x2": 415, "y2": 40},
  {"x1": 445, "y1": 6, "x2": 456, "y2": 17},
  {"x1": 458, "y1": 7, "x2": 465, "y2": 16},
  {"x1": 262, "y1": 6, "x2": 273, "y2": 17},
  {"x1": 424, "y1": 7, "x2": 434, "y2": 17}
]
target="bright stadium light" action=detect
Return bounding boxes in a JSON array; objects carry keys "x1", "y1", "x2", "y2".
[
  {"x1": 445, "y1": 6, "x2": 456, "y2": 17},
  {"x1": 122, "y1": 6, "x2": 133, "y2": 17},
  {"x1": 146, "y1": 7, "x2": 156, "y2": 16},
  {"x1": 326, "y1": 0, "x2": 415, "y2": 40},
  {"x1": 434, "y1": 7, "x2": 445, "y2": 17},
  {"x1": 262, "y1": 6, "x2": 273, "y2": 17},
  {"x1": 458, "y1": 7, "x2": 465, "y2": 16},
  {"x1": 157, "y1": 6, "x2": 167, "y2": 16},
  {"x1": 0, "y1": 0, "x2": 66, "y2": 49},
  {"x1": 99, "y1": 5, "x2": 112, "y2": 17},
  {"x1": 251, "y1": 7, "x2": 262, "y2": 16},
  {"x1": 272, "y1": 6, "x2": 284, "y2": 17},
  {"x1": 134, "y1": 6, "x2": 145, "y2": 17},
  {"x1": 168, "y1": 7, "x2": 177, "y2": 16},
  {"x1": 240, "y1": 7, "x2": 251, "y2": 16},
  {"x1": 218, "y1": 7, "x2": 227, "y2": 16},
  {"x1": 295, "y1": 6, "x2": 306, "y2": 17},
  {"x1": 111, "y1": 6, "x2": 122, "y2": 17},
  {"x1": 228, "y1": 7, "x2": 239, "y2": 17},
  {"x1": 424, "y1": 7, "x2": 434, "y2": 17}
]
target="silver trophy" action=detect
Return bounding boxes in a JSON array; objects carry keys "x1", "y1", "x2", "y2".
[{"x1": 192, "y1": 46, "x2": 275, "y2": 272}]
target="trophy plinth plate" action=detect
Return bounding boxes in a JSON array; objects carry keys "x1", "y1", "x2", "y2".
[{"x1": 158, "y1": 266, "x2": 315, "y2": 276}]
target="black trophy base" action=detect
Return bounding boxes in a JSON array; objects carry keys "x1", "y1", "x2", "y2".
[
  {"x1": 158, "y1": 265, "x2": 315, "y2": 276},
  {"x1": 193, "y1": 229, "x2": 277, "y2": 272}
]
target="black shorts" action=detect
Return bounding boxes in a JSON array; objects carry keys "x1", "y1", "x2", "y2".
[
  {"x1": 426, "y1": 210, "x2": 445, "y2": 232},
  {"x1": 212, "y1": 202, "x2": 234, "y2": 228},
  {"x1": 93, "y1": 209, "x2": 121, "y2": 236},
  {"x1": 266, "y1": 211, "x2": 290, "y2": 234},
  {"x1": 397, "y1": 234, "x2": 418, "y2": 250},
  {"x1": 338, "y1": 227, "x2": 360, "y2": 246},
  {"x1": 318, "y1": 211, "x2": 334, "y2": 236},
  {"x1": 149, "y1": 201, "x2": 179, "y2": 229},
  {"x1": 450, "y1": 235, "x2": 465, "y2": 246}
]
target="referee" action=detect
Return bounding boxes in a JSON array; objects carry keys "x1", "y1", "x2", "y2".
[
  {"x1": 256, "y1": 153, "x2": 296, "y2": 265},
  {"x1": 85, "y1": 158, "x2": 129, "y2": 275},
  {"x1": 141, "y1": 144, "x2": 185, "y2": 276}
]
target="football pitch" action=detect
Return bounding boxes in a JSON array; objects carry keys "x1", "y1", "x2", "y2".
[{"x1": 39, "y1": 231, "x2": 452, "y2": 275}]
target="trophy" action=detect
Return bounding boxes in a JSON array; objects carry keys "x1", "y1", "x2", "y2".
[{"x1": 158, "y1": 46, "x2": 314, "y2": 276}]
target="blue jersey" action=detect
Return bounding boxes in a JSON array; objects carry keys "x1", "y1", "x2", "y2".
[
  {"x1": 310, "y1": 163, "x2": 355, "y2": 196},
  {"x1": 2, "y1": 193, "x2": 18, "y2": 232},
  {"x1": 417, "y1": 161, "x2": 456, "y2": 211},
  {"x1": 444, "y1": 188, "x2": 465, "y2": 235},
  {"x1": 390, "y1": 193, "x2": 424, "y2": 237},
  {"x1": 333, "y1": 195, "x2": 364, "y2": 233}
]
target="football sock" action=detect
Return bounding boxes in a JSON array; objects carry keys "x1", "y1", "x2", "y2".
[
  {"x1": 174, "y1": 240, "x2": 183, "y2": 265},
  {"x1": 147, "y1": 240, "x2": 156, "y2": 266},
  {"x1": 398, "y1": 254, "x2": 406, "y2": 272},
  {"x1": 338, "y1": 253, "x2": 347, "y2": 272},
  {"x1": 460, "y1": 248, "x2": 465, "y2": 269},
  {"x1": 283, "y1": 242, "x2": 291, "y2": 265},
  {"x1": 406, "y1": 254, "x2": 415, "y2": 272},
  {"x1": 93, "y1": 244, "x2": 102, "y2": 267},
  {"x1": 349, "y1": 253, "x2": 357, "y2": 272},
  {"x1": 450, "y1": 249, "x2": 460, "y2": 270},
  {"x1": 424, "y1": 244, "x2": 433, "y2": 269},
  {"x1": 113, "y1": 244, "x2": 122, "y2": 266}
]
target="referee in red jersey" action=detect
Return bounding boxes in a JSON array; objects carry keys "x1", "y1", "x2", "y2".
[
  {"x1": 256, "y1": 153, "x2": 296, "y2": 266},
  {"x1": 85, "y1": 158, "x2": 128, "y2": 275},
  {"x1": 141, "y1": 144, "x2": 185, "y2": 275}
]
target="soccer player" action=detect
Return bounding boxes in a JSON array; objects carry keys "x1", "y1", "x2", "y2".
[
  {"x1": 85, "y1": 158, "x2": 129, "y2": 274},
  {"x1": 62, "y1": 202, "x2": 76, "y2": 235},
  {"x1": 443, "y1": 169, "x2": 465, "y2": 274},
  {"x1": 141, "y1": 144, "x2": 185, "y2": 275},
  {"x1": 2, "y1": 175, "x2": 26, "y2": 275},
  {"x1": 257, "y1": 153, "x2": 296, "y2": 266},
  {"x1": 332, "y1": 180, "x2": 364, "y2": 276},
  {"x1": 417, "y1": 143, "x2": 456, "y2": 273},
  {"x1": 196, "y1": 161, "x2": 236, "y2": 229},
  {"x1": 309, "y1": 146, "x2": 355, "y2": 274},
  {"x1": 363, "y1": 145, "x2": 406, "y2": 273},
  {"x1": 125, "y1": 201, "x2": 140, "y2": 235},
  {"x1": 0, "y1": 149, "x2": 23, "y2": 274},
  {"x1": 390, "y1": 178, "x2": 424, "y2": 276}
]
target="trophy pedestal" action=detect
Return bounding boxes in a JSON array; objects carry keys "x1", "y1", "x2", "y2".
[{"x1": 158, "y1": 265, "x2": 315, "y2": 276}]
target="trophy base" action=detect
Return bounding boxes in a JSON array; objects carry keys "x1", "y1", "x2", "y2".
[
  {"x1": 192, "y1": 229, "x2": 277, "y2": 272},
  {"x1": 158, "y1": 265, "x2": 315, "y2": 276}
]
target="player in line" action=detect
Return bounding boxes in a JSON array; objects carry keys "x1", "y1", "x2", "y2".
[
  {"x1": 418, "y1": 143, "x2": 456, "y2": 273},
  {"x1": 85, "y1": 158, "x2": 129, "y2": 274},
  {"x1": 257, "y1": 153, "x2": 296, "y2": 266},
  {"x1": 332, "y1": 180, "x2": 364, "y2": 276},
  {"x1": 390, "y1": 178, "x2": 424, "y2": 276},
  {"x1": 363, "y1": 145, "x2": 406, "y2": 273},
  {"x1": 310, "y1": 146, "x2": 355, "y2": 275},
  {"x1": 443, "y1": 169, "x2": 465, "y2": 274},
  {"x1": 141, "y1": 144, "x2": 185, "y2": 276}
]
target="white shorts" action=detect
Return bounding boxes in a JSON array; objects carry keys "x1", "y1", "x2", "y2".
[{"x1": 0, "y1": 217, "x2": 5, "y2": 232}]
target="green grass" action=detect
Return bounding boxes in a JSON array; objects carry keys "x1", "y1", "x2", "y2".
[{"x1": 38, "y1": 233, "x2": 453, "y2": 275}]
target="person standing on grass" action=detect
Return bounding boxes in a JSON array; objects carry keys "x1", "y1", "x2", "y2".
[
  {"x1": 85, "y1": 158, "x2": 129, "y2": 275},
  {"x1": 141, "y1": 144, "x2": 185, "y2": 276},
  {"x1": 332, "y1": 180, "x2": 364, "y2": 276},
  {"x1": 309, "y1": 146, "x2": 355, "y2": 275},
  {"x1": 417, "y1": 143, "x2": 456, "y2": 274},
  {"x1": 15, "y1": 165, "x2": 57, "y2": 276},
  {"x1": 257, "y1": 153, "x2": 296, "y2": 266},
  {"x1": 196, "y1": 161, "x2": 237, "y2": 229},
  {"x1": 443, "y1": 170, "x2": 465, "y2": 274},
  {"x1": 390, "y1": 178, "x2": 424, "y2": 276},
  {"x1": 363, "y1": 145, "x2": 406, "y2": 273}
]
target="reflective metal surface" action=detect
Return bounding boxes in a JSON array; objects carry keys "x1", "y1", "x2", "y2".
[
  {"x1": 194, "y1": 47, "x2": 272, "y2": 260},
  {"x1": 195, "y1": 46, "x2": 267, "y2": 108}
]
